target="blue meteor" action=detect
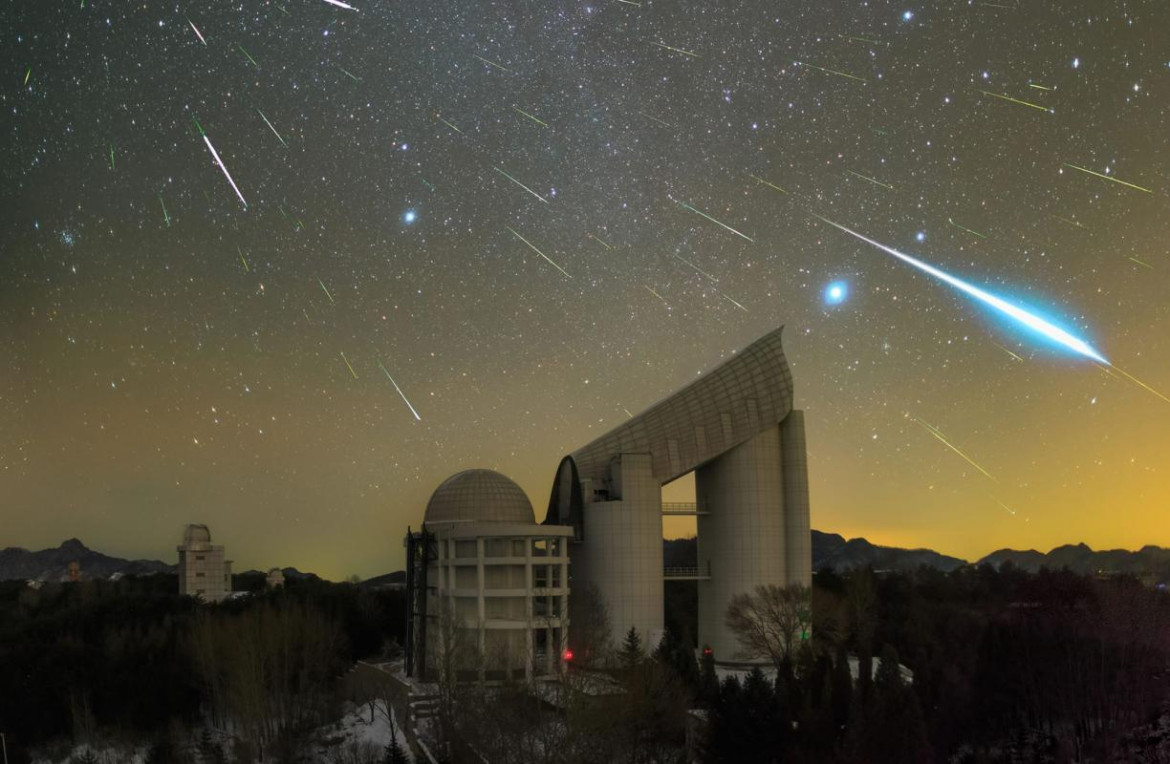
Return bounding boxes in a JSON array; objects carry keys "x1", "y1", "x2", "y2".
[{"x1": 813, "y1": 214, "x2": 1108, "y2": 364}]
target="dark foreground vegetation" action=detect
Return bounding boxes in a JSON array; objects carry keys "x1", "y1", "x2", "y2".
[
  {"x1": 0, "y1": 574, "x2": 405, "y2": 762},
  {"x1": 0, "y1": 564, "x2": 1168, "y2": 763}
]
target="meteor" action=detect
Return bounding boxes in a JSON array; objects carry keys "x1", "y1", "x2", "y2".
[
  {"x1": 512, "y1": 106, "x2": 549, "y2": 128},
  {"x1": 1062, "y1": 163, "x2": 1153, "y2": 193},
  {"x1": 340, "y1": 352, "x2": 358, "y2": 379},
  {"x1": 436, "y1": 115, "x2": 463, "y2": 134},
  {"x1": 322, "y1": 0, "x2": 358, "y2": 10},
  {"x1": 194, "y1": 118, "x2": 248, "y2": 209},
  {"x1": 159, "y1": 194, "x2": 171, "y2": 227},
  {"x1": 317, "y1": 277, "x2": 335, "y2": 304},
  {"x1": 670, "y1": 197, "x2": 754, "y2": 242},
  {"x1": 506, "y1": 227, "x2": 570, "y2": 278},
  {"x1": 812, "y1": 213, "x2": 1108, "y2": 364},
  {"x1": 473, "y1": 55, "x2": 511, "y2": 73},
  {"x1": 748, "y1": 173, "x2": 788, "y2": 194},
  {"x1": 238, "y1": 45, "x2": 259, "y2": 68},
  {"x1": 651, "y1": 41, "x2": 698, "y2": 58},
  {"x1": 909, "y1": 415, "x2": 996, "y2": 481},
  {"x1": 494, "y1": 167, "x2": 549, "y2": 204},
  {"x1": 378, "y1": 361, "x2": 422, "y2": 420},
  {"x1": 187, "y1": 17, "x2": 207, "y2": 45},
  {"x1": 947, "y1": 217, "x2": 987, "y2": 238},
  {"x1": 795, "y1": 61, "x2": 867, "y2": 82},
  {"x1": 847, "y1": 170, "x2": 893, "y2": 190},
  {"x1": 257, "y1": 108, "x2": 288, "y2": 147},
  {"x1": 587, "y1": 232, "x2": 613, "y2": 250},
  {"x1": 978, "y1": 89, "x2": 1048, "y2": 112}
]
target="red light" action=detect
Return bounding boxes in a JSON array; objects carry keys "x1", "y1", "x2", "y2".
[
  {"x1": 562, "y1": 648, "x2": 574, "y2": 662},
  {"x1": 702, "y1": 647, "x2": 713, "y2": 656}
]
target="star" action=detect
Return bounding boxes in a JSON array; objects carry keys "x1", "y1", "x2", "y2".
[
  {"x1": 403, "y1": 210, "x2": 417, "y2": 224},
  {"x1": 824, "y1": 281, "x2": 849, "y2": 306}
]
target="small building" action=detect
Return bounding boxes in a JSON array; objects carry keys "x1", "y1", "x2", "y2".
[
  {"x1": 266, "y1": 567, "x2": 286, "y2": 588},
  {"x1": 405, "y1": 469, "x2": 574, "y2": 683},
  {"x1": 178, "y1": 524, "x2": 232, "y2": 602}
]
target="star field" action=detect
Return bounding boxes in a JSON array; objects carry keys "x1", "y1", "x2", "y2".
[{"x1": 2, "y1": 0, "x2": 1168, "y2": 577}]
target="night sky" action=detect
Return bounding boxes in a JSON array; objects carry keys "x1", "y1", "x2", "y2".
[{"x1": 2, "y1": 0, "x2": 1168, "y2": 579}]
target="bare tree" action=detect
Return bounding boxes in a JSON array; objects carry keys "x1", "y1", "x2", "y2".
[{"x1": 725, "y1": 584, "x2": 813, "y2": 670}]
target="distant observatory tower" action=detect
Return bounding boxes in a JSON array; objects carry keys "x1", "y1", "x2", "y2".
[
  {"x1": 178, "y1": 524, "x2": 232, "y2": 602},
  {"x1": 545, "y1": 326, "x2": 811, "y2": 663}
]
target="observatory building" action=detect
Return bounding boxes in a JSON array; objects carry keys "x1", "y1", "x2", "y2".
[
  {"x1": 544, "y1": 326, "x2": 810, "y2": 662},
  {"x1": 178, "y1": 524, "x2": 233, "y2": 602},
  {"x1": 405, "y1": 470, "x2": 574, "y2": 681},
  {"x1": 403, "y1": 326, "x2": 810, "y2": 677}
]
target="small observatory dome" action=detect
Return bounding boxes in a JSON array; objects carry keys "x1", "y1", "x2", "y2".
[
  {"x1": 183, "y1": 524, "x2": 212, "y2": 548},
  {"x1": 423, "y1": 469, "x2": 535, "y2": 527}
]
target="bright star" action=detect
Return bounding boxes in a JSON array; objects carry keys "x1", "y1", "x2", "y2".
[
  {"x1": 915, "y1": 231, "x2": 926, "y2": 242},
  {"x1": 824, "y1": 281, "x2": 849, "y2": 306},
  {"x1": 902, "y1": 10, "x2": 914, "y2": 20},
  {"x1": 403, "y1": 210, "x2": 417, "y2": 224}
]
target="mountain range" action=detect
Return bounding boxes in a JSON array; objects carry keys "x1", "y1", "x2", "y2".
[{"x1": 4, "y1": 534, "x2": 1169, "y2": 584}]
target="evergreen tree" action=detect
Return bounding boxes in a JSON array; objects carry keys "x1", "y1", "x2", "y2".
[
  {"x1": 698, "y1": 645, "x2": 719, "y2": 708},
  {"x1": 383, "y1": 737, "x2": 408, "y2": 764},
  {"x1": 619, "y1": 626, "x2": 643, "y2": 671}
]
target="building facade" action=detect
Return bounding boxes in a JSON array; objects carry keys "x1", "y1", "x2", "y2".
[
  {"x1": 177, "y1": 524, "x2": 232, "y2": 602},
  {"x1": 405, "y1": 470, "x2": 574, "y2": 682},
  {"x1": 545, "y1": 326, "x2": 811, "y2": 663}
]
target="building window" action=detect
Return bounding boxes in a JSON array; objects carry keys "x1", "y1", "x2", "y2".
[
  {"x1": 455, "y1": 540, "x2": 477, "y2": 558},
  {"x1": 551, "y1": 566, "x2": 562, "y2": 588},
  {"x1": 532, "y1": 539, "x2": 548, "y2": 557},
  {"x1": 195, "y1": 555, "x2": 205, "y2": 561},
  {"x1": 549, "y1": 538, "x2": 561, "y2": 557},
  {"x1": 484, "y1": 539, "x2": 509, "y2": 558},
  {"x1": 533, "y1": 566, "x2": 549, "y2": 588},
  {"x1": 512, "y1": 539, "x2": 526, "y2": 557},
  {"x1": 195, "y1": 572, "x2": 205, "y2": 578}
]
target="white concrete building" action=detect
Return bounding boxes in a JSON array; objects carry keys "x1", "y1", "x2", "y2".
[
  {"x1": 545, "y1": 326, "x2": 811, "y2": 663},
  {"x1": 178, "y1": 524, "x2": 232, "y2": 602},
  {"x1": 406, "y1": 470, "x2": 574, "y2": 682}
]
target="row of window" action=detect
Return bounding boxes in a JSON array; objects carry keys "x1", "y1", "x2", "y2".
[{"x1": 446, "y1": 537, "x2": 566, "y2": 559}]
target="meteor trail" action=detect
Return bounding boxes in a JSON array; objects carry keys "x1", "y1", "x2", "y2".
[
  {"x1": 587, "y1": 233, "x2": 613, "y2": 250},
  {"x1": 512, "y1": 106, "x2": 549, "y2": 128},
  {"x1": 991, "y1": 342, "x2": 1024, "y2": 362},
  {"x1": 473, "y1": 55, "x2": 510, "y2": 73},
  {"x1": 671, "y1": 252, "x2": 719, "y2": 283},
  {"x1": 187, "y1": 18, "x2": 207, "y2": 45},
  {"x1": 159, "y1": 194, "x2": 170, "y2": 227},
  {"x1": 24, "y1": 67, "x2": 31, "y2": 86},
  {"x1": 795, "y1": 61, "x2": 867, "y2": 82},
  {"x1": 339, "y1": 66, "x2": 361, "y2": 81},
  {"x1": 238, "y1": 45, "x2": 259, "y2": 68},
  {"x1": 317, "y1": 277, "x2": 334, "y2": 304},
  {"x1": 1097, "y1": 363, "x2": 1170, "y2": 405},
  {"x1": 638, "y1": 111, "x2": 672, "y2": 128},
  {"x1": 812, "y1": 213, "x2": 1109, "y2": 364},
  {"x1": 644, "y1": 285, "x2": 669, "y2": 306},
  {"x1": 257, "y1": 108, "x2": 288, "y2": 147},
  {"x1": 671, "y1": 197, "x2": 754, "y2": 242},
  {"x1": 506, "y1": 227, "x2": 570, "y2": 278},
  {"x1": 322, "y1": 0, "x2": 358, "y2": 10},
  {"x1": 238, "y1": 246, "x2": 250, "y2": 272},
  {"x1": 1062, "y1": 163, "x2": 1153, "y2": 193},
  {"x1": 340, "y1": 352, "x2": 358, "y2": 379},
  {"x1": 947, "y1": 217, "x2": 987, "y2": 238},
  {"x1": 494, "y1": 167, "x2": 549, "y2": 204},
  {"x1": 195, "y1": 118, "x2": 248, "y2": 209},
  {"x1": 651, "y1": 41, "x2": 698, "y2": 58},
  {"x1": 436, "y1": 115, "x2": 463, "y2": 133},
  {"x1": 847, "y1": 170, "x2": 893, "y2": 190},
  {"x1": 749, "y1": 174, "x2": 788, "y2": 194},
  {"x1": 910, "y1": 415, "x2": 997, "y2": 481},
  {"x1": 378, "y1": 361, "x2": 422, "y2": 420},
  {"x1": 977, "y1": 89, "x2": 1048, "y2": 112}
]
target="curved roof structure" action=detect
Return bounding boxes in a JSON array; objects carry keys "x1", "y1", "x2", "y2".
[
  {"x1": 424, "y1": 469, "x2": 536, "y2": 527},
  {"x1": 183, "y1": 524, "x2": 212, "y2": 548},
  {"x1": 546, "y1": 326, "x2": 794, "y2": 526}
]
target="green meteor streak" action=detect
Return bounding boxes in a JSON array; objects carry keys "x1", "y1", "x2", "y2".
[
  {"x1": 512, "y1": 106, "x2": 549, "y2": 128},
  {"x1": 671, "y1": 197, "x2": 754, "y2": 242},
  {"x1": 317, "y1": 277, "x2": 335, "y2": 304},
  {"x1": 978, "y1": 89, "x2": 1048, "y2": 112},
  {"x1": 651, "y1": 41, "x2": 698, "y2": 58},
  {"x1": 159, "y1": 194, "x2": 170, "y2": 227},
  {"x1": 238, "y1": 45, "x2": 259, "y2": 68},
  {"x1": 796, "y1": 61, "x2": 867, "y2": 82},
  {"x1": 947, "y1": 217, "x2": 987, "y2": 238},
  {"x1": 848, "y1": 170, "x2": 893, "y2": 190},
  {"x1": 1062, "y1": 163, "x2": 1153, "y2": 193}
]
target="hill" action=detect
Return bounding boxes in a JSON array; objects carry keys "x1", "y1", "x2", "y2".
[{"x1": 0, "y1": 538, "x2": 173, "y2": 582}]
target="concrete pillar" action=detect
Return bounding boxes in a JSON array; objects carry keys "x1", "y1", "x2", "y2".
[
  {"x1": 696, "y1": 425, "x2": 787, "y2": 662},
  {"x1": 575, "y1": 453, "x2": 663, "y2": 650},
  {"x1": 781, "y1": 411, "x2": 812, "y2": 587}
]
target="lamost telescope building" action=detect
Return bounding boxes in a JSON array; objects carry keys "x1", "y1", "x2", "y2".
[{"x1": 405, "y1": 326, "x2": 810, "y2": 677}]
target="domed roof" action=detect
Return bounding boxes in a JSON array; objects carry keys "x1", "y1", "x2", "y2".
[
  {"x1": 424, "y1": 470, "x2": 535, "y2": 527},
  {"x1": 183, "y1": 524, "x2": 211, "y2": 547}
]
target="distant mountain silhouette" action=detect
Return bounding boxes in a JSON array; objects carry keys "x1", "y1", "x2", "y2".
[
  {"x1": 0, "y1": 538, "x2": 173, "y2": 582},
  {"x1": 978, "y1": 543, "x2": 1170, "y2": 576},
  {"x1": 663, "y1": 531, "x2": 967, "y2": 573},
  {"x1": 361, "y1": 570, "x2": 407, "y2": 588}
]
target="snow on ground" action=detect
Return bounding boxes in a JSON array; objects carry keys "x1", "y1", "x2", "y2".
[
  {"x1": 314, "y1": 699, "x2": 413, "y2": 762},
  {"x1": 31, "y1": 744, "x2": 148, "y2": 764}
]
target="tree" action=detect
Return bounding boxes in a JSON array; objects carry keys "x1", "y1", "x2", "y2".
[
  {"x1": 567, "y1": 581, "x2": 612, "y2": 667},
  {"x1": 620, "y1": 626, "x2": 644, "y2": 672},
  {"x1": 725, "y1": 584, "x2": 812, "y2": 671},
  {"x1": 383, "y1": 708, "x2": 409, "y2": 764}
]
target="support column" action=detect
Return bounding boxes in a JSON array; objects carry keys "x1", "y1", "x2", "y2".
[{"x1": 696, "y1": 425, "x2": 786, "y2": 662}]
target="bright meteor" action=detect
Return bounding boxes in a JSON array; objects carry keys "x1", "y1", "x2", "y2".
[
  {"x1": 194, "y1": 118, "x2": 248, "y2": 210},
  {"x1": 812, "y1": 214, "x2": 1108, "y2": 364},
  {"x1": 378, "y1": 361, "x2": 422, "y2": 421}
]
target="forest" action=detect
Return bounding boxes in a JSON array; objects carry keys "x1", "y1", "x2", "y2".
[{"x1": 0, "y1": 564, "x2": 1167, "y2": 762}]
